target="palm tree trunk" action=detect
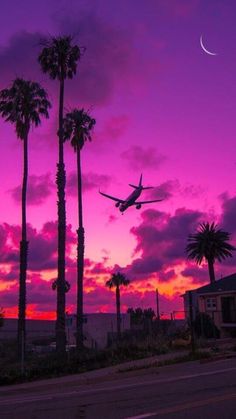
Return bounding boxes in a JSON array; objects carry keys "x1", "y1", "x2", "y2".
[
  {"x1": 208, "y1": 259, "x2": 215, "y2": 284},
  {"x1": 116, "y1": 285, "x2": 121, "y2": 339},
  {"x1": 18, "y1": 131, "x2": 29, "y2": 360},
  {"x1": 56, "y1": 78, "x2": 67, "y2": 355},
  {"x1": 76, "y1": 147, "x2": 84, "y2": 349}
]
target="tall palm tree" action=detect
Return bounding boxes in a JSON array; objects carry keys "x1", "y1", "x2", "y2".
[
  {"x1": 0, "y1": 78, "x2": 51, "y2": 358},
  {"x1": 63, "y1": 108, "x2": 96, "y2": 349},
  {"x1": 38, "y1": 36, "x2": 82, "y2": 354},
  {"x1": 106, "y1": 272, "x2": 130, "y2": 339},
  {"x1": 186, "y1": 222, "x2": 235, "y2": 284}
]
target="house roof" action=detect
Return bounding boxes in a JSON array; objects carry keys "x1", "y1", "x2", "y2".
[{"x1": 195, "y1": 273, "x2": 236, "y2": 295}]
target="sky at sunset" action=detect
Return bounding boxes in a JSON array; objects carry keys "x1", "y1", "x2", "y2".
[{"x1": 1, "y1": 0, "x2": 236, "y2": 319}]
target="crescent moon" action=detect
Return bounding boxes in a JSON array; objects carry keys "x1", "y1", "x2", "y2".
[{"x1": 200, "y1": 35, "x2": 217, "y2": 56}]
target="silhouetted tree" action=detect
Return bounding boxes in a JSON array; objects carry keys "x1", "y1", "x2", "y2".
[
  {"x1": 127, "y1": 307, "x2": 155, "y2": 325},
  {"x1": 63, "y1": 108, "x2": 96, "y2": 349},
  {"x1": 106, "y1": 273, "x2": 130, "y2": 339},
  {"x1": 0, "y1": 79, "x2": 50, "y2": 357},
  {"x1": 186, "y1": 222, "x2": 235, "y2": 284},
  {"x1": 38, "y1": 36, "x2": 82, "y2": 354},
  {"x1": 0, "y1": 308, "x2": 4, "y2": 328},
  {"x1": 143, "y1": 308, "x2": 155, "y2": 320}
]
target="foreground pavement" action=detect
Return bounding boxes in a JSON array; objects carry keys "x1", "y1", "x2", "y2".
[{"x1": 0, "y1": 357, "x2": 236, "y2": 418}]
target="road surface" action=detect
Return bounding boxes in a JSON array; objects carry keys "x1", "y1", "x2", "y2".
[{"x1": 0, "y1": 358, "x2": 236, "y2": 418}]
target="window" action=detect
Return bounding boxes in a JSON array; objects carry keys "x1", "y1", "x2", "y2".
[{"x1": 205, "y1": 297, "x2": 217, "y2": 311}]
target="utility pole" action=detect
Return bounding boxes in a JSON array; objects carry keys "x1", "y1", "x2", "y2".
[
  {"x1": 189, "y1": 291, "x2": 196, "y2": 355},
  {"x1": 156, "y1": 288, "x2": 160, "y2": 320}
]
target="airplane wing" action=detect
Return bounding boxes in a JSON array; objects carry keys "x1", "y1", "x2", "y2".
[
  {"x1": 133, "y1": 199, "x2": 163, "y2": 205},
  {"x1": 99, "y1": 191, "x2": 125, "y2": 203}
]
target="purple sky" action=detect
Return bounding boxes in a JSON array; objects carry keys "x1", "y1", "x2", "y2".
[{"x1": 1, "y1": 0, "x2": 236, "y2": 318}]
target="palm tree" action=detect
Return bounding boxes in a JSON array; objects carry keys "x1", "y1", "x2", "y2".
[
  {"x1": 106, "y1": 272, "x2": 130, "y2": 339},
  {"x1": 186, "y1": 222, "x2": 235, "y2": 284},
  {"x1": 38, "y1": 36, "x2": 82, "y2": 354},
  {"x1": 63, "y1": 108, "x2": 96, "y2": 350},
  {"x1": 0, "y1": 78, "x2": 51, "y2": 358}
]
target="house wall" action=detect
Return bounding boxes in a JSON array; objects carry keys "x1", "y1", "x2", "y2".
[
  {"x1": 66, "y1": 313, "x2": 131, "y2": 349},
  {"x1": 0, "y1": 315, "x2": 131, "y2": 348},
  {"x1": 198, "y1": 292, "x2": 236, "y2": 337}
]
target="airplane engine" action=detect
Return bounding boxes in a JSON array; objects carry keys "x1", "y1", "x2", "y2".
[
  {"x1": 136, "y1": 204, "x2": 141, "y2": 210},
  {"x1": 115, "y1": 202, "x2": 120, "y2": 207}
]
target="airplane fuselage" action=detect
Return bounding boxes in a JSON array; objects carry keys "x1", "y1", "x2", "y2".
[
  {"x1": 99, "y1": 174, "x2": 163, "y2": 213},
  {"x1": 119, "y1": 187, "x2": 142, "y2": 212}
]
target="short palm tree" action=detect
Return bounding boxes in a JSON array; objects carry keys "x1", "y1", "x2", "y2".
[
  {"x1": 63, "y1": 108, "x2": 96, "y2": 349},
  {"x1": 106, "y1": 272, "x2": 130, "y2": 339},
  {"x1": 0, "y1": 78, "x2": 51, "y2": 358},
  {"x1": 186, "y1": 222, "x2": 235, "y2": 284},
  {"x1": 38, "y1": 36, "x2": 82, "y2": 354}
]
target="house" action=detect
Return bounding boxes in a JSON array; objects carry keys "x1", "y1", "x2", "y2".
[
  {"x1": 66, "y1": 313, "x2": 131, "y2": 349},
  {"x1": 183, "y1": 273, "x2": 236, "y2": 338}
]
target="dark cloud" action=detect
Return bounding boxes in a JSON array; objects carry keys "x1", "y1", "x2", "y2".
[
  {"x1": 67, "y1": 171, "x2": 111, "y2": 196},
  {"x1": 126, "y1": 257, "x2": 162, "y2": 277},
  {"x1": 56, "y1": 13, "x2": 151, "y2": 105},
  {"x1": 10, "y1": 174, "x2": 54, "y2": 206},
  {"x1": 0, "y1": 221, "x2": 76, "y2": 274},
  {"x1": 0, "y1": 31, "x2": 42, "y2": 87},
  {"x1": 147, "y1": 180, "x2": 180, "y2": 200},
  {"x1": 220, "y1": 194, "x2": 236, "y2": 234},
  {"x1": 127, "y1": 208, "x2": 204, "y2": 279},
  {"x1": 121, "y1": 146, "x2": 166, "y2": 171},
  {"x1": 181, "y1": 266, "x2": 208, "y2": 283},
  {"x1": 0, "y1": 10, "x2": 151, "y2": 107},
  {"x1": 158, "y1": 269, "x2": 176, "y2": 282}
]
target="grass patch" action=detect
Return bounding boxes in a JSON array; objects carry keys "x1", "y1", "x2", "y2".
[
  {"x1": 118, "y1": 350, "x2": 212, "y2": 373},
  {"x1": 0, "y1": 341, "x2": 170, "y2": 386},
  {"x1": 158, "y1": 351, "x2": 212, "y2": 367}
]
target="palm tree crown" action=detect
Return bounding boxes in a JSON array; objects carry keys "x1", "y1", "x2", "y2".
[
  {"x1": 106, "y1": 272, "x2": 130, "y2": 289},
  {"x1": 38, "y1": 36, "x2": 82, "y2": 80},
  {"x1": 186, "y1": 222, "x2": 235, "y2": 265},
  {"x1": 0, "y1": 78, "x2": 51, "y2": 137},
  {"x1": 63, "y1": 108, "x2": 96, "y2": 150}
]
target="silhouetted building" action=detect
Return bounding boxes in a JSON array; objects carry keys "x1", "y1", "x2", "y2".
[{"x1": 183, "y1": 273, "x2": 236, "y2": 337}]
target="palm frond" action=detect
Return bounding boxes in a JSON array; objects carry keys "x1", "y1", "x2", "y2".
[
  {"x1": 186, "y1": 221, "x2": 235, "y2": 265},
  {"x1": 0, "y1": 78, "x2": 51, "y2": 139},
  {"x1": 106, "y1": 272, "x2": 130, "y2": 288},
  {"x1": 38, "y1": 35, "x2": 84, "y2": 80},
  {"x1": 63, "y1": 108, "x2": 96, "y2": 150}
]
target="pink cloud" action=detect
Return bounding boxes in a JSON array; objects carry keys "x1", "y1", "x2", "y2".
[
  {"x1": 10, "y1": 174, "x2": 54, "y2": 206},
  {"x1": 67, "y1": 172, "x2": 112, "y2": 196},
  {"x1": 147, "y1": 179, "x2": 180, "y2": 200},
  {"x1": 121, "y1": 146, "x2": 166, "y2": 171}
]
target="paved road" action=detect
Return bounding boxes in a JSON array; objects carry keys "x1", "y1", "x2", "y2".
[{"x1": 1, "y1": 358, "x2": 236, "y2": 418}]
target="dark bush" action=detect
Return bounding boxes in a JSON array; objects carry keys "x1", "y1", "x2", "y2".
[{"x1": 193, "y1": 312, "x2": 220, "y2": 339}]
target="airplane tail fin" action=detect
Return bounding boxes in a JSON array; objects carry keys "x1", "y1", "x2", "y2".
[
  {"x1": 129, "y1": 174, "x2": 153, "y2": 189},
  {"x1": 139, "y1": 174, "x2": 143, "y2": 187},
  {"x1": 129, "y1": 174, "x2": 143, "y2": 189}
]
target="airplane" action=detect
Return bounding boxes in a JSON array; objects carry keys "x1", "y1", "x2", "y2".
[{"x1": 99, "y1": 174, "x2": 163, "y2": 213}]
